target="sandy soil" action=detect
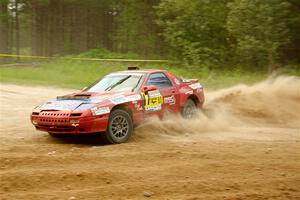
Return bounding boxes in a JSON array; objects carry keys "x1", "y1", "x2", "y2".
[{"x1": 1, "y1": 77, "x2": 300, "y2": 200}]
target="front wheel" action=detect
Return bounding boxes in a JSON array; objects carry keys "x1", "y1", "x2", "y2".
[
  {"x1": 181, "y1": 99, "x2": 197, "y2": 119},
  {"x1": 105, "y1": 109, "x2": 133, "y2": 144}
]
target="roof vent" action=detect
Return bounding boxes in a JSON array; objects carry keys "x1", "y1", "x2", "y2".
[{"x1": 128, "y1": 66, "x2": 140, "y2": 70}]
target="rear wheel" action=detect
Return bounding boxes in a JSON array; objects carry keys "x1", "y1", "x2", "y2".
[
  {"x1": 105, "y1": 109, "x2": 133, "y2": 144},
  {"x1": 181, "y1": 99, "x2": 197, "y2": 119}
]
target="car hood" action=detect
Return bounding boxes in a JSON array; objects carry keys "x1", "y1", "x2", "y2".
[{"x1": 37, "y1": 91, "x2": 134, "y2": 111}]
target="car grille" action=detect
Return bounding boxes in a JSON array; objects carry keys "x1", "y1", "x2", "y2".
[
  {"x1": 36, "y1": 111, "x2": 70, "y2": 125},
  {"x1": 39, "y1": 119, "x2": 69, "y2": 123},
  {"x1": 40, "y1": 111, "x2": 70, "y2": 117}
]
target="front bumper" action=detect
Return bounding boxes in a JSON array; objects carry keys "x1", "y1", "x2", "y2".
[{"x1": 31, "y1": 111, "x2": 109, "y2": 134}]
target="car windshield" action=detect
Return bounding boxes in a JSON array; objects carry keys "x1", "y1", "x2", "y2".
[{"x1": 85, "y1": 74, "x2": 144, "y2": 92}]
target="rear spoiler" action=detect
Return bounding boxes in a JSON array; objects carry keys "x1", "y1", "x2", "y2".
[{"x1": 182, "y1": 78, "x2": 198, "y2": 83}]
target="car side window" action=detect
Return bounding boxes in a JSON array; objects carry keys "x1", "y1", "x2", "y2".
[{"x1": 147, "y1": 73, "x2": 173, "y2": 88}]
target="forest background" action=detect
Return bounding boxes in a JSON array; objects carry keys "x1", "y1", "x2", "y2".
[{"x1": 0, "y1": 0, "x2": 299, "y2": 89}]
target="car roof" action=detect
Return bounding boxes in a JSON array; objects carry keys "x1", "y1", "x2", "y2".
[{"x1": 112, "y1": 69, "x2": 169, "y2": 75}]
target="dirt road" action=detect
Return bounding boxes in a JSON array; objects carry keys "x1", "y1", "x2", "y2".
[{"x1": 1, "y1": 77, "x2": 300, "y2": 200}]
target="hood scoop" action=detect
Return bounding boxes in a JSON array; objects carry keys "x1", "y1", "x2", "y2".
[{"x1": 57, "y1": 93, "x2": 92, "y2": 100}]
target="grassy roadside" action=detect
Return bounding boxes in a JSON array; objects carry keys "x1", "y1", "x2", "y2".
[{"x1": 0, "y1": 59, "x2": 298, "y2": 90}]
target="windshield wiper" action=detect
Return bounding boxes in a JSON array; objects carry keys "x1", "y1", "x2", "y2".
[
  {"x1": 105, "y1": 75, "x2": 131, "y2": 91},
  {"x1": 131, "y1": 75, "x2": 143, "y2": 92}
]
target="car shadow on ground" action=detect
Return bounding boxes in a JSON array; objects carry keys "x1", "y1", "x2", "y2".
[{"x1": 44, "y1": 133, "x2": 109, "y2": 146}]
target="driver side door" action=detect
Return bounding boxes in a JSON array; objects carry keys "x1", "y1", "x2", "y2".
[{"x1": 144, "y1": 72, "x2": 179, "y2": 116}]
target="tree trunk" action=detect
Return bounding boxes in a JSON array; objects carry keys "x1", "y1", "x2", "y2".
[
  {"x1": 268, "y1": 53, "x2": 278, "y2": 74},
  {"x1": 0, "y1": 1, "x2": 9, "y2": 54},
  {"x1": 15, "y1": 0, "x2": 20, "y2": 60}
]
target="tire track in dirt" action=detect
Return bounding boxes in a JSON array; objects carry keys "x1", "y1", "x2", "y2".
[{"x1": 1, "y1": 77, "x2": 300, "y2": 200}]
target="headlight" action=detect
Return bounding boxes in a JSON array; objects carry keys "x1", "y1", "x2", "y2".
[{"x1": 32, "y1": 119, "x2": 38, "y2": 125}]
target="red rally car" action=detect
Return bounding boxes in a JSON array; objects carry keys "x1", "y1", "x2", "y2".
[{"x1": 30, "y1": 68, "x2": 205, "y2": 143}]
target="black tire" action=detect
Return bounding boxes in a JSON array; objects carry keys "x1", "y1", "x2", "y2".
[
  {"x1": 181, "y1": 99, "x2": 197, "y2": 119},
  {"x1": 105, "y1": 109, "x2": 133, "y2": 144},
  {"x1": 48, "y1": 133, "x2": 69, "y2": 138}
]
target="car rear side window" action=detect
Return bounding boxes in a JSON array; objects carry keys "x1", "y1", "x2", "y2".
[{"x1": 147, "y1": 72, "x2": 173, "y2": 88}]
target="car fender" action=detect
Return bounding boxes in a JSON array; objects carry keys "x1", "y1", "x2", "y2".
[
  {"x1": 178, "y1": 86, "x2": 204, "y2": 108},
  {"x1": 107, "y1": 94, "x2": 144, "y2": 125}
]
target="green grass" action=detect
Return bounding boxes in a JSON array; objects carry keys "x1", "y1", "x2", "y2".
[{"x1": 0, "y1": 58, "x2": 298, "y2": 90}]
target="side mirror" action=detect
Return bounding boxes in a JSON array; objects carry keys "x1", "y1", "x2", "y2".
[{"x1": 143, "y1": 85, "x2": 157, "y2": 94}]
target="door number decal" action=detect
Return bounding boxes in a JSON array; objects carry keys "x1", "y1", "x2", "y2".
[{"x1": 141, "y1": 90, "x2": 163, "y2": 112}]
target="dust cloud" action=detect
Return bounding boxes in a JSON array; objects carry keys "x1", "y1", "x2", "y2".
[{"x1": 136, "y1": 76, "x2": 300, "y2": 138}]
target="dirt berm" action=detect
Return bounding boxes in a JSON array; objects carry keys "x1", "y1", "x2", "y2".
[{"x1": 0, "y1": 76, "x2": 299, "y2": 200}]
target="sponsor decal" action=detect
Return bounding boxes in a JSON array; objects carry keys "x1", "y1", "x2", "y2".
[
  {"x1": 109, "y1": 94, "x2": 141, "y2": 104},
  {"x1": 133, "y1": 100, "x2": 143, "y2": 111},
  {"x1": 75, "y1": 103, "x2": 94, "y2": 111},
  {"x1": 185, "y1": 90, "x2": 193, "y2": 94},
  {"x1": 126, "y1": 94, "x2": 141, "y2": 101},
  {"x1": 38, "y1": 100, "x2": 82, "y2": 110},
  {"x1": 189, "y1": 83, "x2": 202, "y2": 90},
  {"x1": 142, "y1": 90, "x2": 163, "y2": 112},
  {"x1": 196, "y1": 88, "x2": 203, "y2": 93},
  {"x1": 164, "y1": 95, "x2": 176, "y2": 105},
  {"x1": 90, "y1": 107, "x2": 110, "y2": 116},
  {"x1": 90, "y1": 96, "x2": 106, "y2": 103},
  {"x1": 148, "y1": 90, "x2": 162, "y2": 98},
  {"x1": 109, "y1": 95, "x2": 127, "y2": 104},
  {"x1": 145, "y1": 105, "x2": 161, "y2": 112}
]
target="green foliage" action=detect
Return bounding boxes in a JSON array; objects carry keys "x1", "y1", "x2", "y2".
[
  {"x1": 77, "y1": 48, "x2": 140, "y2": 59},
  {"x1": 112, "y1": 0, "x2": 164, "y2": 58},
  {"x1": 156, "y1": 0, "x2": 299, "y2": 70},
  {"x1": 282, "y1": 0, "x2": 300, "y2": 63},
  {"x1": 0, "y1": 60, "x2": 125, "y2": 88},
  {"x1": 156, "y1": 0, "x2": 230, "y2": 67},
  {"x1": 1, "y1": 0, "x2": 300, "y2": 71},
  {"x1": 0, "y1": 59, "x2": 276, "y2": 90},
  {"x1": 227, "y1": 0, "x2": 291, "y2": 69}
]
